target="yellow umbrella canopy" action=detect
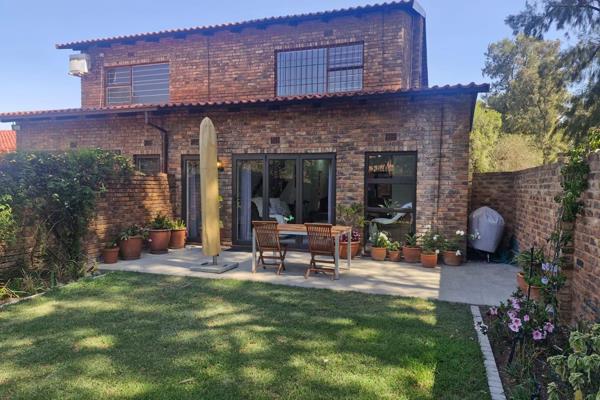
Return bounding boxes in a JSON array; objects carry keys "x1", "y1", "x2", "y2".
[{"x1": 199, "y1": 117, "x2": 221, "y2": 257}]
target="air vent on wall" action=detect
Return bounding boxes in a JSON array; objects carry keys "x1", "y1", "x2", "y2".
[
  {"x1": 144, "y1": 140, "x2": 153, "y2": 146},
  {"x1": 385, "y1": 133, "x2": 397, "y2": 141},
  {"x1": 191, "y1": 138, "x2": 199, "y2": 146},
  {"x1": 271, "y1": 137, "x2": 280, "y2": 145}
]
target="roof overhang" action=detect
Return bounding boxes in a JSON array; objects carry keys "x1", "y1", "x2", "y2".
[
  {"x1": 0, "y1": 84, "x2": 489, "y2": 123},
  {"x1": 56, "y1": 1, "x2": 424, "y2": 51}
]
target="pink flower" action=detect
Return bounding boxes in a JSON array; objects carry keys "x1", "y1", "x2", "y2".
[
  {"x1": 511, "y1": 318, "x2": 522, "y2": 328},
  {"x1": 489, "y1": 307, "x2": 498, "y2": 316},
  {"x1": 523, "y1": 314, "x2": 530, "y2": 322},
  {"x1": 543, "y1": 322, "x2": 554, "y2": 334},
  {"x1": 507, "y1": 310, "x2": 517, "y2": 320},
  {"x1": 532, "y1": 330, "x2": 544, "y2": 341},
  {"x1": 509, "y1": 322, "x2": 520, "y2": 333}
]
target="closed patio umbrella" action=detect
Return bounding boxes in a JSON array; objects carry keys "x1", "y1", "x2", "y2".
[{"x1": 199, "y1": 117, "x2": 221, "y2": 259}]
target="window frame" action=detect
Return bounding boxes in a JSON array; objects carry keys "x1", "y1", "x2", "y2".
[
  {"x1": 274, "y1": 42, "x2": 365, "y2": 97},
  {"x1": 364, "y1": 151, "x2": 418, "y2": 234},
  {"x1": 105, "y1": 63, "x2": 170, "y2": 106},
  {"x1": 133, "y1": 154, "x2": 161, "y2": 175}
]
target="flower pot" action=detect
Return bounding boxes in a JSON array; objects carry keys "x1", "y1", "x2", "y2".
[
  {"x1": 149, "y1": 229, "x2": 171, "y2": 254},
  {"x1": 169, "y1": 229, "x2": 186, "y2": 249},
  {"x1": 120, "y1": 236, "x2": 143, "y2": 260},
  {"x1": 371, "y1": 247, "x2": 387, "y2": 261},
  {"x1": 388, "y1": 250, "x2": 402, "y2": 262},
  {"x1": 339, "y1": 241, "x2": 361, "y2": 259},
  {"x1": 420, "y1": 252, "x2": 438, "y2": 268},
  {"x1": 443, "y1": 250, "x2": 463, "y2": 266},
  {"x1": 402, "y1": 246, "x2": 421, "y2": 263},
  {"x1": 102, "y1": 247, "x2": 119, "y2": 264},
  {"x1": 516, "y1": 272, "x2": 542, "y2": 300}
]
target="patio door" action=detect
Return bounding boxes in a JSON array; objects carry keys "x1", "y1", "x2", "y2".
[
  {"x1": 182, "y1": 156, "x2": 201, "y2": 242},
  {"x1": 233, "y1": 154, "x2": 335, "y2": 245}
]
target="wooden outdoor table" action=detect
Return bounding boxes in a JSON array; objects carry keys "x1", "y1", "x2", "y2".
[{"x1": 251, "y1": 224, "x2": 352, "y2": 280}]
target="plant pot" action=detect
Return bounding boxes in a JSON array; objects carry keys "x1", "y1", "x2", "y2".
[
  {"x1": 516, "y1": 272, "x2": 542, "y2": 300},
  {"x1": 402, "y1": 246, "x2": 421, "y2": 263},
  {"x1": 370, "y1": 247, "x2": 387, "y2": 261},
  {"x1": 169, "y1": 229, "x2": 186, "y2": 249},
  {"x1": 339, "y1": 241, "x2": 361, "y2": 259},
  {"x1": 388, "y1": 250, "x2": 402, "y2": 262},
  {"x1": 420, "y1": 252, "x2": 438, "y2": 268},
  {"x1": 149, "y1": 229, "x2": 171, "y2": 254},
  {"x1": 102, "y1": 247, "x2": 119, "y2": 264},
  {"x1": 443, "y1": 250, "x2": 463, "y2": 266},
  {"x1": 120, "y1": 236, "x2": 143, "y2": 260}
]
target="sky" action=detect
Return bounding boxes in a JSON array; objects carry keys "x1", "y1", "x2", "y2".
[{"x1": 0, "y1": 0, "x2": 529, "y2": 129}]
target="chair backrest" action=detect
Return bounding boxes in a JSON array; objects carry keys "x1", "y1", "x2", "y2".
[
  {"x1": 305, "y1": 223, "x2": 334, "y2": 254},
  {"x1": 253, "y1": 221, "x2": 281, "y2": 251}
]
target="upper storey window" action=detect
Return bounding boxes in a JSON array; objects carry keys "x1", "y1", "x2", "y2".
[
  {"x1": 106, "y1": 63, "x2": 170, "y2": 105},
  {"x1": 276, "y1": 43, "x2": 363, "y2": 96}
]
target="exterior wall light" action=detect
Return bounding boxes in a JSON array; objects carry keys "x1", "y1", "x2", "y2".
[{"x1": 217, "y1": 160, "x2": 224, "y2": 172}]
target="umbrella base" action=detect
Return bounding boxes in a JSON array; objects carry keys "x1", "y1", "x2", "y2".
[{"x1": 190, "y1": 262, "x2": 239, "y2": 274}]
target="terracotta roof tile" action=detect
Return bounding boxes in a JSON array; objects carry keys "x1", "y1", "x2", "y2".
[
  {"x1": 56, "y1": 1, "x2": 422, "y2": 50},
  {"x1": 0, "y1": 84, "x2": 489, "y2": 121},
  {"x1": 0, "y1": 130, "x2": 16, "y2": 153}
]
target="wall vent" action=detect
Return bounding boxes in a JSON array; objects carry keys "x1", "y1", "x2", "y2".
[
  {"x1": 191, "y1": 138, "x2": 199, "y2": 146},
  {"x1": 385, "y1": 133, "x2": 397, "y2": 141},
  {"x1": 271, "y1": 137, "x2": 280, "y2": 145},
  {"x1": 144, "y1": 140, "x2": 153, "y2": 146}
]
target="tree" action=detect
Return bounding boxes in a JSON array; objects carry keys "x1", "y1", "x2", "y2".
[
  {"x1": 470, "y1": 101, "x2": 502, "y2": 173},
  {"x1": 491, "y1": 134, "x2": 544, "y2": 171},
  {"x1": 507, "y1": 0, "x2": 600, "y2": 142},
  {"x1": 483, "y1": 35, "x2": 570, "y2": 163}
]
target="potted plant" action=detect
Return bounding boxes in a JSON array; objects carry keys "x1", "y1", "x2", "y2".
[
  {"x1": 101, "y1": 239, "x2": 119, "y2": 264},
  {"x1": 420, "y1": 230, "x2": 441, "y2": 268},
  {"x1": 402, "y1": 233, "x2": 421, "y2": 263},
  {"x1": 169, "y1": 218, "x2": 187, "y2": 249},
  {"x1": 336, "y1": 203, "x2": 365, "y2": 259},
  {"x1": 442, "y1": 230, "x2": 465, "y2": 266},
  {"x1": 370, "y1": 231, "x2": 389, "y2": 261},
  {"x1": 387, "y1": 241, "x2": 402, "y2": 262},
  {"x1": 148, "y1": 213, "x2": 173, "y2": 254},
  {"x1": 119, "y1": 225, "x2": 147, "y2": 260},
  {"x1": 514, "y1": 248, "x2": 545, "y2": 300}
]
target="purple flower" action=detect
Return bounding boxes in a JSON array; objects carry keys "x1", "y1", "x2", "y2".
[
  {"x1": 488, "y1": 307, "x2": 498, "y2": 316},
  {"x1": 532, "y1": 329, "x2": 544, "y2": 341},
  {"x1": 543, "y1": 322, "x2": 555, "y2": 334},
  {"x1": 507, "y1": 310, "x2": 517, "y2": 320},
  {"x1": 523, "y1": 314, "x2": 530, "y2": 322},
  {"x1": 541, "y1": 276, "x2": 549, "y2": 285},
  {"x1": 511, "y1": 318, "x2": 522, "y2": 328},
  {"x1": 509, "y1": 322, "x2": 521, "y2": 333}
]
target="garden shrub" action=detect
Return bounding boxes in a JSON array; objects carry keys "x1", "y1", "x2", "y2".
[{"x1": 0, "y1": 149, "x2": 132, "y2": 286}]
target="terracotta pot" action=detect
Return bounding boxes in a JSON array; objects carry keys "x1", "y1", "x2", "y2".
[
  {"x1": 371, "y1": 247, "x2": 387, "y2": 261},
  {"x1": 149, "y1": 229, "x2": 171, "y2": 254},
  {"x1": 102, "y1": 247, "x2": 119, "y2": 264},
  {"x1": 388, "y1": 250, "x2": 402, "y2": 262},
  {"x1": 420, "y1": 252, "x2": 438, "y2": 268},
  {"x1": 402, "y1": 246, "x2": 421, "y2": 263},
  {"x1": 443, "y1": 250, "x2": 463, "y2": 266},
  {"x1": 339, "y1": 241, "x2": 361, "y2": 259},
  {"x1": 120, "y1": 236, "x2": 143, "y2": 260},
  {"x1": 169, "y1": 229, "x2": 186, "y2": 249},
  {"x1": 517, "y1": 272, "x2": 541, "y2": 300}
]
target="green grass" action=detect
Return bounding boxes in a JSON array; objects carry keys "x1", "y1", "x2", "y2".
[{"x1": 0, "y1": 272, "x2": 490, "y2": 400}]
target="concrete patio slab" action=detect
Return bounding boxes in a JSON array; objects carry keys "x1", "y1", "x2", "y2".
[{"x1": 99, "y1": 246, "x2": 518, "y2": 305}]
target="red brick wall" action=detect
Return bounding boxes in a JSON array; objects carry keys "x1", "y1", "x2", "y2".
[
  {"x1": 471, "y1": 153, "x2": 600, "y2": 322},
  {"x1": 80, "y1": 8, "x2": 426, "y2": 107},
  {"x1": 17, "y1": 93, "x2": 475, "y2": 244}
]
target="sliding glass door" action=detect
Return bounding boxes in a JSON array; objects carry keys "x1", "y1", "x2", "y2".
[
  {"x1": 233, "y1": 154, "x2": 335, "y2": 245},
  {"x1": 182, "y1": 156, "x2": 201, "y2": 242}
]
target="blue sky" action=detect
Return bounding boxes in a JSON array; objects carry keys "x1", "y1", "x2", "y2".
[{"x1": 0, "y1": 0, "x2": 527, "y2": 128}]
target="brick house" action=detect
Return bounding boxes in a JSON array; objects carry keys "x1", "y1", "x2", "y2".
[{"x1": 0, "y1": 1, "x2": 487, "y2": 246}]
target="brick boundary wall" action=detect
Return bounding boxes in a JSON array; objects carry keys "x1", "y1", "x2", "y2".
[
  {"x1": 471, "y1": 153, "x2": 600, "y2": 323},
  {"x1": 0, "y1": 174, "x2": 173, "y2": 279}
]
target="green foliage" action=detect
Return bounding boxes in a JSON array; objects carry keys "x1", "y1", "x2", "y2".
[
  {"x1": 443, "y1": 230, "x2": 467, "y2": 252},
  {"x1": 419, "y1": 230, "x2": 441, "y2": 254},
  {"x1": 119, "y1": 225, "x2": 148, "y2": 241},
  {"x1": 386, "y1": 241, "x2": 400, "y2": 251},
  {"x1": 335, "y1": 202, "x2": 365, "y2": 230},
  {"x1": 470, "y1": 101, "x2": 502, "y2": 173},
  {"x1": 0, "y1": 149, "x2": 133, "y2": 282},
  {"x1": 484, "y1": 35, "x2": 571, "y2": 163},
  {"x1": 507, "y1": 0, "x2": 600, "y2": 141},
  {"x1": 171, "y1": 218, "x2": 186, "y2": 230},
  {"x1": 404, "y1": 233, "x2": 419, "y2": 247},
  {"x1": 0, "y1": 194, "x2": 16, "y2": 247},
  {"x1": 492, "y1": 133, "x2": 546, "y2": 171},
  {"x1": 547, "y1": 324, "x2": 600, "y2": 400},
  {"x1": 370, "y1": 231, "x2": 390, "y2": 248},
  {"x1": 557, "y1": 146, "x2": 590, "y2": 222},
  {"x1": 148, "y1": 213, "x2": 173, "y2": 230}
]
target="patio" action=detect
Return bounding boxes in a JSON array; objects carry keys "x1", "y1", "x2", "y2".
[{"x1": 99, "y1": 246, "x2": 518, "y2": 306}]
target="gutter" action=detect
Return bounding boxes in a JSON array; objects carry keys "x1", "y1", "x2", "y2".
[{"x1": 144, "y1": 111, "x2": 169, "y2": 174}]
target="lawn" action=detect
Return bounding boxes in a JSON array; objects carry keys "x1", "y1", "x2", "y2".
[{"x1": 0, "y1": 272, "x2": 489, "y2": 400}]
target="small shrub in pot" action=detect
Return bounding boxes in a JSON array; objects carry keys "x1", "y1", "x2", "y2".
[
  {"x1": 148, "y1": 214, "x2": 173, "y2": 254},
  {"x1": 101, "y1": 239, "x2": 119, "y2": 264},
  {"x1": 442, "y1": 230, "x2": 465, "y2": 266},
  {"x1": 169, "y1": 218, "x2": 187, "y2": 249},
  {"x1": 387, "y1": 241, "x2": 402, "y2": 262},
  {"x1": 402, "y1": 233, "x2": 421, "y2": 263},
  {"x1": 336, "y1": 203, "x2": 365, "y2": 259},
  {"x1": 419, "y1": 230, "x2": 440, "y2": 268},
  {"x1": 370, "y1": 231, "x2": 389, "y2": 261},
  {"x1": 119, "y1": 225, "x2": 147, "y2": 260}
]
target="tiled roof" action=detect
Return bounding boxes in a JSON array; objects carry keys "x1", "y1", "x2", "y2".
[
  {"x1": 0, "y1": 130, "x2": 16, "y2": 153},
  {"x1": 56, "y1": 1, "x2": 423, "y2": 50},
  {"x1": 0, "y1": 84, "x2": 489, "y2": 121}
]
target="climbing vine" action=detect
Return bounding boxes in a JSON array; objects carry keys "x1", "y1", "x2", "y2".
[{"x1": 0, "y1": 149, "x2": 133, "y2": 283}]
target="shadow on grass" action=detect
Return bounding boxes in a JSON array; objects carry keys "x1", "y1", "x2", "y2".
[{"x1": 0, "y1": 272, "x2": 489, "y2": 400}]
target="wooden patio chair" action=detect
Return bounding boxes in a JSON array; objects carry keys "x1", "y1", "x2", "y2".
[
  {"x1": 304, "y1": 223, "x2": 336, "y2": 280},
  {"x1": 253, "y1": 221, "x2": 287, "y2": 275}
]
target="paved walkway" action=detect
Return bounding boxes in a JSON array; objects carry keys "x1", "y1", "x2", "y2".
[{"x1": 99, "y1": 246, "x2": 518, "y2": 305}]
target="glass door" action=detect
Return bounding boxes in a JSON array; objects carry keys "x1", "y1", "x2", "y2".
[
  {"x1": 183, "y1": 157, "x2": 201, "y2": 242},
  {"x1": 234, "y1": 158, "x2": 264, "y2": 242}
]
